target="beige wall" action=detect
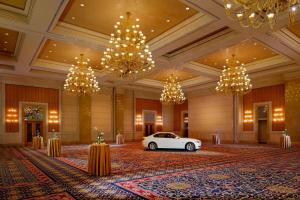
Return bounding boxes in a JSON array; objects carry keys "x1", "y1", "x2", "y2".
[
  {"x1": 61, "y1": 92, "x2": 79, "y2": 143},
  {"x1": 189, "y1": 94, "x2": 233, "y2": 143},
  {"x1": 123, "y1": 90, "x2": 134, "y2": 141},
  {"x1": 162, "y1": 104, "x2": 174, "y2": 132},
  {"x1": 285, "y1": 80, "x2": 300, "y2": 143},
  {"x1": 91, "y1": 88, "x2": 113, "y2": 142}
]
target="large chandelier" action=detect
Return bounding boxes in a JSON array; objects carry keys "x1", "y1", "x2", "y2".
[
  {"x1": 160, "y1": 74, "x2": 186, "y2": 104},
  {"x1": 216, "y1": 54, "x2": 252, "y2": 95},
  {"x1": 224, "y1": 0, "x2": 300, "y2": 29},
  {"x1": 101, "y1": 12, "x2": 155, "y2": 78},
  {"x1": 64, "y1": 54, "x2": 100, "y2": 96}
]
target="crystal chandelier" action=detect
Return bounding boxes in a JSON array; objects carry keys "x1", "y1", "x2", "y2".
[
  {"x1": 224, "y1": 0, "x2": 300, "y2": 29},
  {"x1": 160, "y1": 74, "x2": 186, "y2": 104},
  {"x1": 216, "y1": 54, "x2": 252, "y2": 95},
  {"x1": 64, "y1": 54, "x2": 100, "y2": 95},
  {"x1": 101, "y1": 12, "x2": 155, "y2": 78}
]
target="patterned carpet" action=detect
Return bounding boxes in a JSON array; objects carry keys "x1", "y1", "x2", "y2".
[{"x1": 1, "y1": 143, "x2": 300, "y2": 199}]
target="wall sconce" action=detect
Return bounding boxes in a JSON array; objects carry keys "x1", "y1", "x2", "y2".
[
  {"x1": 156, "y1": 116, "x2": 163, "y2": 126},
  {"x1": 49, "y1": 111, "x2": 59, "y2": 124},
  {"x1": 6, "y1": 108, "x2": 18, "y2": 123},
  {"x1": 135, "y1": 114, "x2": 142, "y2": 125},
  {"x1": 273, "y1": 108, "x2": 284, "y2": 122},
  {"x1": 243, "y1": 110, "x2": 253, "y2": 123}
]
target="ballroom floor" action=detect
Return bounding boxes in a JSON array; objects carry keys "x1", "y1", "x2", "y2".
[{"x1": 1, "y1": 142, "x2": 300, "y2": 199}]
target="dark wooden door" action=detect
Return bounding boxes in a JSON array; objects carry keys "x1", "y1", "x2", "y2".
[
  {"x1": 144, "y1": 123, "x2": 154, "y2": 136},
  {"x1": 25, "y1": 121, "x2": 43, "y2": 145},
  {"x1": 258, "y1": 120, "x2": 267, "y2": 143}
]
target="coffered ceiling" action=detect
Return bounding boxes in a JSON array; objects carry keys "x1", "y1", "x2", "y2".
[
  {"x1": 150, "y1": 68, "x2": 198, "y2": 82},
  {"x1": 288, "y1": 21, "x2": 300, "y2": 38},
  {"x1": 0, "y1": 27, "x2": 19, "y2": 57},
  {"x1": 0, "y1": 0, "x2": 27, "y2": 10},
  {"x1": 0, "y1": 0, "x2": 299, "y2": 92},
  {"x1": 60, "y1": 0, "x2": 197, "y2": 41},
  {"x1": 195, "y1": 39, "x2": 279, "y2": 69},
  {"x1": 38, "y1": 39, "x2": 103, "y2": 70}
]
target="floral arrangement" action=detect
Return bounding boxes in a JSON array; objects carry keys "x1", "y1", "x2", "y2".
[
  {"x1": 51, "y1": 129, "x2": 58, "y2": 138},
  {"x1": 282, "y1": 129, "x2": 288, "y2": 136},
  {"x1": 94, "y1": 127, "x2": 105, "y2": 144},
  {"x1": 24, "y1": 106, "x2": 43, "y2": 121}
]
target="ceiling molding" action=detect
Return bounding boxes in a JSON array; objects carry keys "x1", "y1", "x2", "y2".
[
  {"x1": 148, "y1": 12, "x2": 215, "y2": 51},
  {"x1": 134, "y1": 78, "x2": 163, "y2": 88},
  {"x1": 184, "y1": 62, "x2": 221, "y2": 76},
  {"x1": 181, "y1": 76, "x2": 212, "y2": 87},
  {"x1": 272, "y1": 28, "x2": 300, "y2": 54}
]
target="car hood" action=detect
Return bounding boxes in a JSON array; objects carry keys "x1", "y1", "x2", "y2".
[{"x1": 179, "y1": 137, "x2": 201, "y2": 143}]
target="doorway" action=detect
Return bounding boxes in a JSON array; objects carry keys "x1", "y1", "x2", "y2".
[
  {"x1": 256, "y1": 105, "x2": 269, "y2": 144},
  {"x1": 25, "y1": 121, "x2": 43, "y2": 145},
  {"x1": 143, "y1": 110, "x2": 156, "y2": 136},
  {"x1": 144, "y1": 123, "x2": 154, "y2": 136}
]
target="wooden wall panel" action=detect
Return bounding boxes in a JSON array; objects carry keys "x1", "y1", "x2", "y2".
[
  {"x1": 5, "y1": 84, "x2": 60, "y2": 132},
  {"x1": 173, "y1": 101, "x2": 188, "y2": 132},
  {"x1": 243, "y1": 84, "x2": 285, "y2": 131},
  {"x1": 136, "y1": 98, "x2": 162, "y2": 132}
]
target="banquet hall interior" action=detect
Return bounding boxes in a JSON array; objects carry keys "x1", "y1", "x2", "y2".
[{"x1": 0, "y1": 0, "x2": 300, "y2": 199}]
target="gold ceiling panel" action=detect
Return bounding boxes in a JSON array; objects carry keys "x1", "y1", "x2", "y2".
[
  {"x1": 38, "y1": 39, "x2": 102, "y2": 70},
  {"x1": 60, "y1": 0, "x2": 197, "y2": 41},
  {"x1": 0, "y1": 0, "x2": 27, "y2": 10},
  {"x1": 196, "y1": 39, "x2": 278, "y2": 69},
  {"x1": 149, "y1": 68, "x2": 198, "y2": 82},
  {"x1": 288, "y1": 21, "x2": 300, "y2": 38},
  {"x1": 0, "y1": 27, "x2": 19, "y2": 57}
]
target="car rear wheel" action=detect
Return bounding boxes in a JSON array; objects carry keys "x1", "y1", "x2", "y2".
[
  {"x1": 186, "y1": 142, "x2": 195, "y2": 151},
  {"x1": 148, "y1": 142, "x2": 157, "y2": 151}
]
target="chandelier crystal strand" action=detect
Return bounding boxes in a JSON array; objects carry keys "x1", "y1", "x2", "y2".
[
  {"x1": 64, "y1": 54, "x2": 100, "y2": 96},
  {"x1": 216, "y1": 54, "x2": 252, "y2": 95},
  {"x1": 224, "y1": 0, "x2": 300, "y2": 29},
  {"x1": 160, "y1": 74, "x2": 186, "y2": 104},
  {"x1": 101, "y1": 12, "x2": 155, "y2": 78}
]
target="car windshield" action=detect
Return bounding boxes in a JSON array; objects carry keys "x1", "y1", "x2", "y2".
[{"x1": 154, "y1": 133, "x2": 179, "y2": 138}]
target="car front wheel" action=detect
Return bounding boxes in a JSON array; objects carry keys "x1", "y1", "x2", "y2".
[
  {"x1": 186, "y1": 142, "x2": 195, "y2": 151},
  {"x1": 148, "y1": 142, "x2": 157, "y2": 151}
]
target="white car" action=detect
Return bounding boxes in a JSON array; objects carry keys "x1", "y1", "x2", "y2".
[{"x1": 142, "y1": 132, "x2": 201, "y2": 151}]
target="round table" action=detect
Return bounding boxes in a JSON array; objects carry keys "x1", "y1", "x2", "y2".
[
  {"x1": 88, "y1": 143, "x2": 111, "y2": 176},
  {"x1": 33, "y1": 136, "x2": 44, "y2": 149},
  {"x1": 280, "y1": 135, "x2": 291, "y2": 149},
  {"x1": 47, "y1": 138, "x2": 61, "y2": 157},
  {"x1": 212, "y1": 134, "x2": 221, "y2": 145},
  {"x1": 116, "y1": 134, "x2": 125, "y2": 144}
]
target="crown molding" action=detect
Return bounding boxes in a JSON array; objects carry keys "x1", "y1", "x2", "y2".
[
  {"x1": 272, "y1": 28, "x2": 300, "y2": 54},
  {"x1": 148, "y1": 13, "x2": 215, "y2": 51},
  {"x1": 134, "y1": 78, "x2": 163, "y2": 88},
  {"x1": 184, "y1": 62, "x2": 221, "y2": 76},
  {"x1": 181, "y1": 76, "x2": 212, "y2": 87}
]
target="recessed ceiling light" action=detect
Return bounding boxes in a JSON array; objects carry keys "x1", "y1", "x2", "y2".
[
  {"x1": 253, "y1": 57, "x2": 257, "y2": 60},
  {"x1": 4, "y1": 32, "x2": 9, "y2": 36},
  {"x1": 49, "y1": 50, "x2": 52, "y2": 53},
  {"x1": 45, "y1": 56, "x2": 48, "y2": 58},
  {"x1": 186, "y1": 7, "x2": 190, "y2": 11},
  {"x1": 80, "y1": 3, "x2": 85, "y2": 7},
  {"x1": 151, "y1": 29, "x2": 155, "y2": 32},
  {"x1": 53, "y1": 43, "x2": 57, "y2": 47},
  {"x1": 4, "y1": 41, "x2": 8, "y2": 44},
  {"x1": 3, "y1": 48, "x2": 7, "y2": 51},
  {"x1": 254, "y1": 42, "x2": 257, "y2": 46},
  {"x1": 71, "y1": 16, "x2": 76, "y2": 20},
  {"x1": 166, "y1": 19, "x2": 170, "y2": 23}
]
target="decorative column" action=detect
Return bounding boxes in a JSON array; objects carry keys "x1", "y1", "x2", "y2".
[
  {"x1": 79, "y1": 95, "x2": 91, "y2": 143},
  {"x1": 233, "y1": 94, "x2": 239, "y2": 144}
]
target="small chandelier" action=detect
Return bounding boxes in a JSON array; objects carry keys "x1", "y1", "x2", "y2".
[
  {"x1": 64, "y1": 54, "x2": 100, "y2": 96},
  {"x1": 101, "y1": 12, "x2": 155, "y2": 78},
  {"x1": 160, "y1": 74, "x2": 186, "y2": 104},
  {"x1": 216, "y1": 54, "x2": 252, "y2": 95},
  {"x1": 224, "y1": 0, "x2": 300, "y2": 29}
]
